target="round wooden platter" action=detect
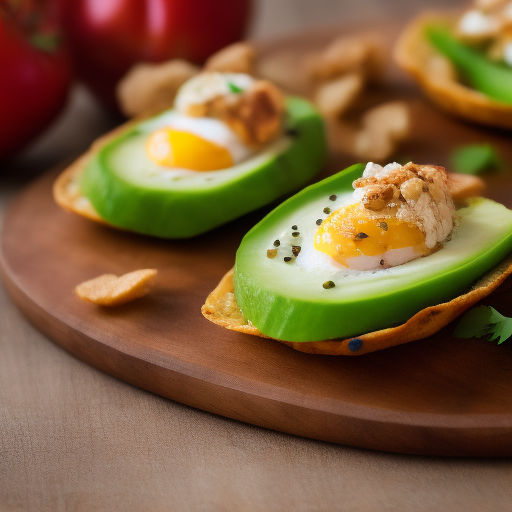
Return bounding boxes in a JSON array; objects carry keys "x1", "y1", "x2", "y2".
[{"x1": 3, "y1": 26, "x2": 512, "y2": 457}]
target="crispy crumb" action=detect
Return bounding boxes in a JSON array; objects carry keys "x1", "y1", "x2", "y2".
[
  {"x1": 307, "y1": 35, "x2": 386, "y2": 84},
  {"x1": 354, "y1": 162, "x2": 457, "y2": 249},
  {"x1": 353, "y1": 101, "x2": 411, "y2": 161},
  {"x1": 189, "y1": 78, "x2": 285, "y2": 146},
  {"x1": 75, "y1": 269, "x2": 157, "y2": 306},
  {"x1": 354, "y1": 128, "x2": 396, "y2": 162},
  {"x1": 117, "y1": 60, "x2": 199, "y2": 117},
  {"x1": 313, "y1": 72, "x2": 364, "y2": 118},
  {"x1": 205, "y1": 42, "x2": 256, "y2": 75},
  {"x1": 361, "y1": 101, "x2": 410, "y2": 140}
]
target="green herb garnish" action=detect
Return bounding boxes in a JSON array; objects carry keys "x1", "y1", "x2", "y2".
[
  {"x1": 227, "y1": 81, "x2": 244, "y2": 94},
  {"x1": 450, "y1": 144, "x2": 501, "y2": 175},
  {"x1": 454, "y1": 306, "x2": 512, "y2": 344}
]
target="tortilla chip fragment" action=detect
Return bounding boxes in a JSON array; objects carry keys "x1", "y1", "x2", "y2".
[
  {"x1": 117, "y1": 60, "x2": 200, "y2": 117},
  {"x1": 76, "y1": 269, "x2": 157, "y2": 306},
  {"x1": 205, "y1": 42, "x2": 256, "y2": 75},
  {"x1": 307, "y1": 35, "x2": 385, "y2": 84},
  {"x1": 313, "y1": 72, "x2": 364, "y2": 118}
]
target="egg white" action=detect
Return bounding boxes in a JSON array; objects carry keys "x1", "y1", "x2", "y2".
[
  {"x1": 271, "y1": 187, "x2": 429, "y2": 275},
  {"x1": 174, "y1": 72, "x2": 255, "y2": 114}
]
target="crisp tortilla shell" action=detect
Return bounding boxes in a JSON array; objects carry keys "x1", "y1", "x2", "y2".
[
  {"x1": 53, "y1": 107, "x2": 167, "y2": 226},
  {"x1": 202, "y1": 257, "x2": 512, "y2": 356},
  {"x1": 201, "y1": 174, "x2": 503, "y2": 356},
  {"x1": 394, "y1": 12, "x2": 512, "y2": 130}
]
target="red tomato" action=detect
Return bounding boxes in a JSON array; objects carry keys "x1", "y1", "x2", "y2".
[
  {"x1": 0, "y1": 0, "x2": 72, "y2": 160},
  {"x1": 60, "y1": 0, "x2": 252, "y2": 110}
]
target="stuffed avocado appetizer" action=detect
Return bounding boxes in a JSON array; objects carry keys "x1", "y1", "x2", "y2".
[
  {"x1": 218, "y1": 162, "x2": 512, "y2": 346},
  {"x1": 426, "y1": 0, "x2": 512, "y2": 105},
  {"x1": 394, "y1": 1, "x2": 512, "y2": 129},
  {"x1": 59, "y1": 72, "x2": 326, "y2": 238}
]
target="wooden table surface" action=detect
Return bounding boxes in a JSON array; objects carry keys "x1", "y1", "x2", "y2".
[{"x1": 4, "y1": 0, "x2": 512, "y2": 510}]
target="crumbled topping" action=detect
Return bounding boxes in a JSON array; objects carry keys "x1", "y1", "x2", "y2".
[
  {"x1": 353, "y1": 162, "x2": 457, "y2": 248},
  {"x1": 175, "y1": 72, "x2": 255, "y2": 114},
  {"x1": 174, "y1": 72, "x2": 284, "y2": 146},
  {"x1": 458, "y1": 9, "x2": 500, "y2": 38},
  {"x1": 456, "y1": 1, "x2": 512, "y2": 66}
]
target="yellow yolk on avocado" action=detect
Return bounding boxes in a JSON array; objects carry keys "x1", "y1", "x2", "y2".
[
  {"x1": 146, "y1": 128, "x2": 234, "y2": 171},
  {"x1": 314, "y1": 204, "x2": 428, "y2": 268}
]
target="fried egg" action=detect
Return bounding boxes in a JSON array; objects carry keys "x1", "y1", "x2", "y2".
[
  {"x1": 270, "y1": 162, "x2": 455, "y2": 274},
  {"x1": 146, "y1": 114, "x2": 252, "y2": 171},
  {"x1": 145, "y1": 72, "x2": 256, "y2": 172}
]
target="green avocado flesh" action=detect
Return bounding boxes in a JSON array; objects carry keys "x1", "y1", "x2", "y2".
[
  {"x1": 426, "y1": 25, "x2": 512, "y2": 105},
  {"x1": 80, "y1": 97, "x2": 326, "y2": 238},
  {"x1": 234, "y1": 164, "x2": 512, "y2": 342}
]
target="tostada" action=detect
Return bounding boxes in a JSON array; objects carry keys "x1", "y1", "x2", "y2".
[{"x1": 395, "y1": 1, "x2": 512, "y2": 129}]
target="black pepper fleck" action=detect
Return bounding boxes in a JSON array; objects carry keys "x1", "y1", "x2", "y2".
[
  {"x1": 354, "y1": 232, "x2": 369, "y2": 241},
  {"x1": 286, "y1": 128, "x2": 299, "y2": 138},
  {"x1": 379, "y1": 259, "x2": 385, "y2": 266},
  {"x1": 329, "y1": 194, "x2": 337, "y2": 201},
  {"x1": 323, "y1": 207, "x2": 331, "y2": 214},
  {"x1": 379, "y1": 222, "x2": 388, "y2": 231},
  {"x1": 284, "y1": 256, "x2": 292, "y2": 262},
  {"x1": 273, "y1": 240, "x2": 280, "y2": 247},
  {"x1": 291, "y1": 225, "x2": 298, "y2": 230},
  {"x1": 292, "y1": 231, "x2": 300, "y2": 237},
  {"x1": 316, "y1": 219, "x2": 323, "y2": 226},
  {"x1": 292, "y1": 246, "x2": 301, "y2": 257},
  {"x1": 323, "y1": 280, "x2": 335, "y2": 289}
]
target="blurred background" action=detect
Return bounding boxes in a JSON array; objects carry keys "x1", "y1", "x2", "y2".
[{"x1": 1, "y1": 0, "x2": 466, "y2": 183}]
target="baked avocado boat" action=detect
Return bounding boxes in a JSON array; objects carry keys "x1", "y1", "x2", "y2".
[
  {"x1": 394, "y1": 4, "x2": 512, "y2": 129},
  {"x1": 202, "y1": 162, "x2": 512, "y2": 355},
  {"x1": 54, "y1": 72, "x2": 327, "y2": 238}
]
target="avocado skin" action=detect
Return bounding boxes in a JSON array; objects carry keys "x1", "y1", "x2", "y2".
[
  {"x1": 80, "y1": 97, "x2": 326, "y2": 238},
  {"x1": 234, "y1": 165, "x2": 512, "y2": 342}
]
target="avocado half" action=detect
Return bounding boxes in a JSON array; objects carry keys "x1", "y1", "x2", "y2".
[
  {"x1": 234, "y1": 164, "x2": 512, "y2": 342},
  {"x1": 79, "y1": 97, "x2": 326, "y2": 238}
]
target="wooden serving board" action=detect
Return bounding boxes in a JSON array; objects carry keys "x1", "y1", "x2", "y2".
[{"x1": 2, "y1": 26, "x2": 512, "y2": 457}]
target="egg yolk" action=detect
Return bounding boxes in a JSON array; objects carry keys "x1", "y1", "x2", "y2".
[
  {"x1": 146, "y1": 128, "x2": 234, "y2": 171},
  {"x1": 314, "y1": 204, "x2": 428, "y2": 267}
]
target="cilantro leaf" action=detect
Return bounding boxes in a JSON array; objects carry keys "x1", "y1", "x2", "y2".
[
  {"x1": 450, "y1": 144, "x2": 501, "y2": 175},
  {"x1": 453, "y1": 306, "x2": 512, "y2": 344},
  {"x1": 227, "y1": 81, "x2": 244, "y2": 94}
]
